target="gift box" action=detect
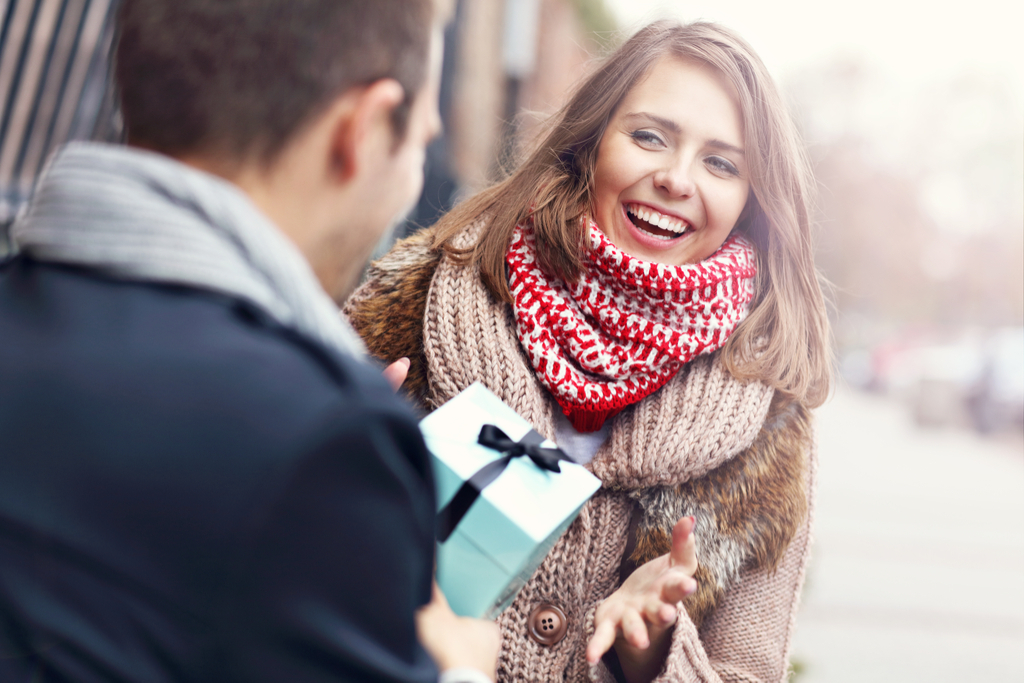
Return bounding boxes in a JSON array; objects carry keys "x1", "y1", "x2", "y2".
[{"x1": 420, "y1": 382, "x2": 602, "y2": 618}]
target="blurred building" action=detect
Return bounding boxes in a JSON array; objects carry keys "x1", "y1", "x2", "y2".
[
  {"x1": 449, "y1": 0, "x2": 612, "y2": 189},
  {"x1": 0, "y1": 0, "x2": 123, "y2": 257},
  {"x1": 395, "y1": 0, "x2": 615, "y2": 241}
]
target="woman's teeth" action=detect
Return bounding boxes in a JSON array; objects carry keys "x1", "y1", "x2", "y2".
[{"x1": 626, "y1": 203, "x2": 688, "y2": 240}]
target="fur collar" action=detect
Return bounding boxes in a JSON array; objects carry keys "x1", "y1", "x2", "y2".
[{"x1": 626, "y1": 395, "x2": 811, "y2": 627}]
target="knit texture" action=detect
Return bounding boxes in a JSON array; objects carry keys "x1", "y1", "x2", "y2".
[
  {"x1": 347, "y1": 221, "x2": 816, "y2": 682},
  {"x1": 507, "y1": 220, "x2": 756, "y2": 432}
]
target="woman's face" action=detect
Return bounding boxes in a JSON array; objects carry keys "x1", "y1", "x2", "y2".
[{"x1": 592, "y1": 56, "x2": 750, "y2": 265}]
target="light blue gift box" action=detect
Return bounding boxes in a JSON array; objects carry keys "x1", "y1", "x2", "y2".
[{"x1": 420, "y1": 382, "x2": 602, "y2": 619}]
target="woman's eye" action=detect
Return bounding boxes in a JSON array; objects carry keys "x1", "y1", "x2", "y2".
[
  {"x1": 629, "y1": 130, "x2": 665, "y2": 148},
  {"x1": 705, "y1": 155, "x2": 739, "y2": 177}
]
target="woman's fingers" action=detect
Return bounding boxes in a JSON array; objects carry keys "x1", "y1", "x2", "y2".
[
  {"x1": 660, "y1": 570, "x2": 697, "y2": 605},
  {"x1": 586, "y1": 618, "x2": 619, "y2": 664},
  {"x1": 586, "y1": 522, "x2": 701, "y2": 667},
  {"x1": 669, "y1": 516, "x2": 698, "y2": 575},
  {"x1": 643, "y1": 594, "x2": 678, "y2": 628},
  {"x1": 620, "y1": 608, "x2": 649, "y2": 649},
  {"x1": 587, "y1": 605, "x2": 655, "y2": 664}
]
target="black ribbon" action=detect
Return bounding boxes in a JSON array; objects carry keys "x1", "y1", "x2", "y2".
[{"x1": 435, "y1": 425, "x2": 571, "y2": 543}]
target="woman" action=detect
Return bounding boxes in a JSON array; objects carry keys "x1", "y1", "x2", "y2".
[{"x1": 346, "y1": 20, "x2": 831, "y2": 683}]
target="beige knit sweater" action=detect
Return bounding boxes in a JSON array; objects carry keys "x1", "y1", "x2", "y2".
[{"x1": 345, "y1": 226, "x2": 817, "y2": 683}]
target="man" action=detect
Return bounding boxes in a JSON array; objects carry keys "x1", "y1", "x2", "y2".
[{"x1": 0, "y1": 1, "x2": 496, "y2": 681}]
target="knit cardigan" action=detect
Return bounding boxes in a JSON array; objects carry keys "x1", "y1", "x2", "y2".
[{"x1": 344, "y1": 224, "x2": 817, "y2": 683}]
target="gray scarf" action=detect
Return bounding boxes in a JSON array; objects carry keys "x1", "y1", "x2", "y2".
[{"x1": 13, "y1": 142, "x2": 366, "y2": 358}]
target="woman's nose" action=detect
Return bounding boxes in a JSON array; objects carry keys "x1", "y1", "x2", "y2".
[{"x1": 654, "y1": 161, "x2": 697, "y2": 198}]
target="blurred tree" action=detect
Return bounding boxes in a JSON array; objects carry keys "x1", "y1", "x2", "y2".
[
  {"x1": 570, "y1": 0, "x2": 618, "y2": 44},
  {"x1": 787, "y1": 58, "x2": 1023, "y2": 350}
]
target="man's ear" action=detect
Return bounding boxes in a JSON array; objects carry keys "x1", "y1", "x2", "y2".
[{"x1": 328, "y1": 78, "x2": 405, "y2": 182}]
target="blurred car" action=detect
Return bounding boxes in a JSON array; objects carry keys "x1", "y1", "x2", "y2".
[
  {"x1": 906, "y1": 339, "x2": 985, "y2": 428},
  {"x1": 864, "y1": 329, "x2": 934, "y2": 396},
  {"x1": 968, "y1": 327, "x2": 1024, "y2": 434}
]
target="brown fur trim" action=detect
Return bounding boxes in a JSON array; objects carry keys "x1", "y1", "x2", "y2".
[
  {"x1": 343, "y1": 229, "x2": 441, "y2": 410},
  {"x1": 629, "y1": 525, "x2": 670, "y2": 573},
  {"x1": 628, "y1": 392, "x2": 811, "y2": 629}
]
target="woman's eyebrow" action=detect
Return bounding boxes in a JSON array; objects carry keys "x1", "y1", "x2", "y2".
[
  {"x1": 707, "y1": 139, "x2": 745, "y2": 156},
  {"x1": 623, "y1": 112, "x2": 745, "y2": 156},
  {"x1": 624, "y1": 112, "x2": 681, "y2": 133}
]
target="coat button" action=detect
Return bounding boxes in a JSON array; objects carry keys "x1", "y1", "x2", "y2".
[{"x1": 527, "y1": 603, "x2": 567, "y2": 646}]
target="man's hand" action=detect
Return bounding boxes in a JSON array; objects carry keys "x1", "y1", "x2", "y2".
[
  {"x1": 586, "y1": 517, "x2": 698, "y2": 683},
  {"x1": 416, "y1": 582, "x2": 500, "y2": 681},
  {"x1": 382, "y1": 357, "x2": 410, "y2": 391}
]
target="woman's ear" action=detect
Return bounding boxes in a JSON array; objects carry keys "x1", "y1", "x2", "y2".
[{"x1": 327, "y1": 78, "x2": 406, "y2": 183}]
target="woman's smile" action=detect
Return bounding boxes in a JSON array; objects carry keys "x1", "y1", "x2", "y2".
[
  {"x1": 592, "y1": 56, "x2": 750, "y2": 265},
  {"x1": 624, "y1": 202, "x2": 690, "y2": 241}
]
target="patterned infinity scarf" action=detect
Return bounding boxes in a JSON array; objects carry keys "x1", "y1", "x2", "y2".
[{"x1": 507, "y1": 218, "x2": 757, "y2": 432}]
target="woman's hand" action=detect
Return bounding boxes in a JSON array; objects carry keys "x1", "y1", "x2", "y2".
[
  {"x1": 382, "y1": 357, "x2": 411, "y2": 391},
  {"x1": 416, "y1": 582, "x2": 500, "y2": 681},
  {"x1": 586, "y1": 516, "x2": 698, "y2": 683}
]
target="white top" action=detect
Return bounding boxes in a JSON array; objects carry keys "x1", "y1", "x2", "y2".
[{"x1": 552, "y1": 410, "x2": 609, "y2": 465}]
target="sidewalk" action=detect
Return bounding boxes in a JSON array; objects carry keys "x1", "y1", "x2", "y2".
[{"x1": 790, "y1": 388, "x2": 1024, "y2": 682}]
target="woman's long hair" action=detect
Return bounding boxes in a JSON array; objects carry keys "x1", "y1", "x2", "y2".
[{"x1": 432, "y1": 20, "x2": 832, "y2": 407}]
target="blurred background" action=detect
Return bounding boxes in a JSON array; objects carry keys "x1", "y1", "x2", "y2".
[{"x1": 1, "y1": 0, "x2": 1021, "y2": 679}]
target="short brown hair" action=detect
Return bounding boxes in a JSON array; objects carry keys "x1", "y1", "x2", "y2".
[
  {"x1": 116, "y1": 0, "x2": 437, "y2": 161},
  {"x1": 434, "y1": 21, "x2": 833, "y2": 407}
]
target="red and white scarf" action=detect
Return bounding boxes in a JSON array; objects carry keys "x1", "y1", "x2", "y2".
[{"x1": 507, "y1": 219, "x2": 757, "y2": 432}]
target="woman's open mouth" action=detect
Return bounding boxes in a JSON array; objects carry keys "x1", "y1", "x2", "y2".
[{"x1": 625, "y1": 203, "x2": 689, "y2": 241}]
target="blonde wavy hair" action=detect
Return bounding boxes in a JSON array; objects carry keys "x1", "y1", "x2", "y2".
[{"x1": 432, "y1": 20, "x2": 832, "y2": 407}]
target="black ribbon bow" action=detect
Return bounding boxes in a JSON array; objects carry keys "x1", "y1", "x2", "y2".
[{"x1": 435, "y1": 425, "x2": 571, "y2": 543}]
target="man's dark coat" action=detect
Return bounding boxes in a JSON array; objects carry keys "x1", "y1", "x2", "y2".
[{"x1": 0, "y1": 256, "x2": 438, "y2": 683}]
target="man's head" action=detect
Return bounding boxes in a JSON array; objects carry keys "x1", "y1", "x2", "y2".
[
  {"x1": 115, "y1": 0, "x2": 446, "y2": 300},
  {"x1": 116, "y1": 0, "x2": 436, "y2": 162}
]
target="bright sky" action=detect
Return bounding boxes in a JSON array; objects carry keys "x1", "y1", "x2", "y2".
[{"x1": 605, "y1": 0, "x2": 1024, "y2": 86}]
